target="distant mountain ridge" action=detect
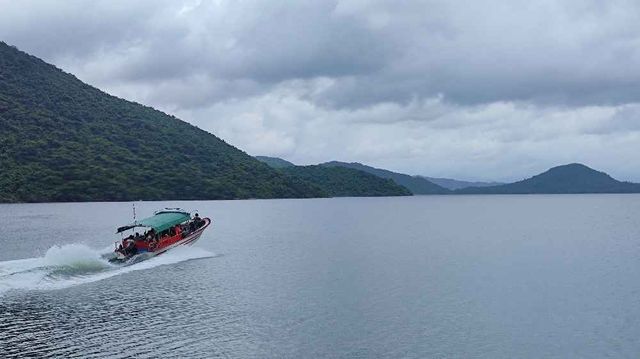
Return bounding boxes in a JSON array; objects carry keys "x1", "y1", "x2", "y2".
[
  {"x1": 321, "y1": 161, "x2": 450, "y2": 194},
  {"x1": 257, "y1": 157, "x2": 640, "y2": 196},
  {"x1": 419, "y1": 176, "x2": 504, "y2": 190},
  {"x1": 457, "y1": 163, "x2": 640, "y2": 194}
]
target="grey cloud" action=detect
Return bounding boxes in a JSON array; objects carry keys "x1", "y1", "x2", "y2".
[
  {"x1": 0, "y1": 1, "x2": 161, "y2": 58},
  {"x1": 4, "y1": 0, "x2": 640, "y2": 109}
]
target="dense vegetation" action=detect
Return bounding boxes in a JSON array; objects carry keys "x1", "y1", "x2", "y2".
[
  {"x1": 255, "y1": 156, "x2": 295, "y2": 168},
  {"x1": 280, "y1": 165, "x2": 412, "y2": 197},
  {"x1": 322, "y1": 161, "x2": 450, "y2": 194},
  {"x1": 456, "y1": 164, "x2": 640, "y2": 194},
  {"x1": 0, "y1": 42, "x2": 326, "y2": 202}
]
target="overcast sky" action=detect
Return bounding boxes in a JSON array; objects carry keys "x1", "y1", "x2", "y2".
[{"x1": 1, "y1": 0, "x2": 639, "y2": 181}]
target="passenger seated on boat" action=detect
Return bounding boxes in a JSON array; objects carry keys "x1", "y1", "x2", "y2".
[
  {"x1": 174, "y1": 225, "x2": 182, "y2": 237},
  {"x1": 145, "y1": 229, "x2": 156, "y2": 241},
  {"x1": 189, "y1": 214, "x2": 202, "y2": 229}
]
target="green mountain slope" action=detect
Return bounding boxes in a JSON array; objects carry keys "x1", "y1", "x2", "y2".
[
  {"x1": 255, "y1": 156, "x2": 295, "y2": 168},
  {"x1": 280, "y1": 165, "x2": 412, "y2": 197},
  {"x1": 0, "y1": 42, "x2": 325, "y2": 202},
  {"x1": 456, "y1": 163, "x2": 640, "y2": 194},
  {"x1": 322, "y1": 161, "x2": 450, "y2": 194}
]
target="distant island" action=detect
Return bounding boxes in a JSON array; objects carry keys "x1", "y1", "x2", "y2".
[{"x1": 456, "y1": 163, "x2": 640, "y2": 194}]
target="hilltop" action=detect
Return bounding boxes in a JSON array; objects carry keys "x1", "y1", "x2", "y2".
[
  {"x1": 0, "y1": 42, "x2": 325, "y2": 202},
  {"x1": 457, "y1": 163, "x2": 640, "y2": 194}
]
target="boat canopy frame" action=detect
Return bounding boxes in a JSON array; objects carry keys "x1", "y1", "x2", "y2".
[{"x1": 116, "y1": 209, "x2": 191, "y2": 234}]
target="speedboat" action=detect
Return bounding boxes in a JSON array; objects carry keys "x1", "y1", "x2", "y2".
[{"x1": 104, "y1": 208, "x2": 211, "y2": 264}]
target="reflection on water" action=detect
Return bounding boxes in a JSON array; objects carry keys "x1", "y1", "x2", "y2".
[{"x1": 2, "y1": 196, "x2": 640, "y2": 358}]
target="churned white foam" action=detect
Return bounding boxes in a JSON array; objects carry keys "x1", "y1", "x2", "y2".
[
  {"x1": 44, "y1": 244, "x2": 112, "y2": 271},
  {"x1": 0, "y1": 243, "x2": 214, "y2": 296}
]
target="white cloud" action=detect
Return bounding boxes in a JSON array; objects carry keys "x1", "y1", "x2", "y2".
[{"x1": 170, "y1": 87, "x2": 640, "y2": 182}]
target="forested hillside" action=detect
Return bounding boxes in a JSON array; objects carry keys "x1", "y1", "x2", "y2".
[
  {"x1": 0, "y1": 42, "x2": 325, "y2": 202},
  {"x1": 281, "y1": 166, "x2": 412, "y2": 197},
  {"x1": 322, "y1": 161, "x2": 450, "y2": 194}
]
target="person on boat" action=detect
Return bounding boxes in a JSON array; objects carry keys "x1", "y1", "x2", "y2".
[
  {"x1": 193, "y1": 213, "x2": 203, "y2": 228},
  {"x1": 174, "y1": 224, "x2": 182, "y2": 237},
  {"x1": 148, "y1": 236, "x2": 158, "y2": 250}
]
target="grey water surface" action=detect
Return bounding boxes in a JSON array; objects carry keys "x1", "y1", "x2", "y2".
[{"x1": 1, "y1": 195, "x2": 640, "y2": 358}]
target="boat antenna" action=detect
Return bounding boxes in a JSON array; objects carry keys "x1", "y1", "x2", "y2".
[{"x1": 132, "y1": 203, "x2": 137, "y2": 224}]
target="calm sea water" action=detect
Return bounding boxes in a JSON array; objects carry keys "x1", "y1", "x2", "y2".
[{"x1": 1, "y1": 195, "x2": 640, "y2": 358}]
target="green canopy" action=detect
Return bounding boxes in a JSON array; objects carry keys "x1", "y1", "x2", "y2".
[{"x1": 117, "y1": 210, "x2": 191, "y2": 233}]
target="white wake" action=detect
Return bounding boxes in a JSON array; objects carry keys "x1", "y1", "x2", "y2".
[{"x1": 0, "y1": 243, "x2": 213, "y2": 296}]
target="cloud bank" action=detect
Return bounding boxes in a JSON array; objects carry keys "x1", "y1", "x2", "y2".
[{"x1": 1, "y1": 0, "x2": 639, "y2": 181}]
